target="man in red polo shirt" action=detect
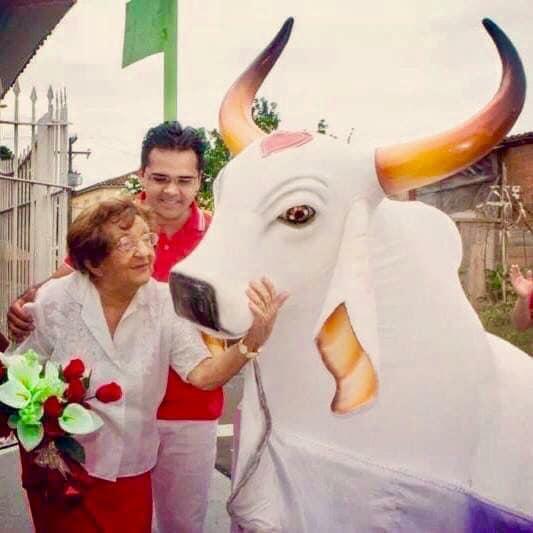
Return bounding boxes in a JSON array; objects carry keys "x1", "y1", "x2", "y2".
[{"x1": 7, "y1": 122, "x2": 222, "y2": 532}]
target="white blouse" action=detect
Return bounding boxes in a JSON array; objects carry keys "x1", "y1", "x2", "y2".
[{"x1": 8, "y1": 272, "x2": 209, "y2": 481}]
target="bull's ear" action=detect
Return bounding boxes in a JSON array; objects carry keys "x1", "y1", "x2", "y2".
[
  {"x1": 314, "y1": 199, "x2": 380, "y2": 414},
  {"x1": 316, "y1": 304, "x2": 378, "y2": 414}
]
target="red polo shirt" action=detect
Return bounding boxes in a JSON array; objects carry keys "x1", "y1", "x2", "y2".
[
  {"x1": 154, "y1": 203, "x2": 224, "y2": 421},
  {"x1": 66, "y1": 202, "x2": 223, "y2": 421}
]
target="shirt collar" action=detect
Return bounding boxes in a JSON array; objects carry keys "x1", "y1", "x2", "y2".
[
  {"x1": 67, "y1": 271, "x2": 151, "y2": 311},
  {"x1": 137, "y1": 194, "x2": 205, "y2": 235}
]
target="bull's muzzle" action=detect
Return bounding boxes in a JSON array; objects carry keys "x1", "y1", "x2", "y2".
[{"x1": 169, "y1": 272, "x2": 222, "y2": 332}]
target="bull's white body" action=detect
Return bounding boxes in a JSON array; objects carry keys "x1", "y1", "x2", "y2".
[{"x1": 172, "y1": 136, "x2": 533, "y2": 532}]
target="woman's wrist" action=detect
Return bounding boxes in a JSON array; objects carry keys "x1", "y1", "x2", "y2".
[{"x1": 241, "y1": 333, "x2": 263, "y2": 354}]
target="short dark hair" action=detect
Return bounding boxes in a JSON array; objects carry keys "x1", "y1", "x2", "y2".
[
  {"x1": 141, "y1": 121, "x2": 205, "y2": 172},
  {"x1": 68, "y1": 198, "x2": 155, "y2": 274}
]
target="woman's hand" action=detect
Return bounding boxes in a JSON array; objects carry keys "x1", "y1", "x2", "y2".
[
  {"x1": 187, "y1": 277, "x2": 288, "y2": 390},
  {"x1": 244, "y1": 277, "x2": 289, "y2": 351}
]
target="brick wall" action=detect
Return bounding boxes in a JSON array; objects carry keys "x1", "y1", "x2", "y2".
[
  {"x1": 503, "y1": 144, "x2": 533, "y2": 208},
  {"x1": 502, "y1": 143, "x2": 533, "y2": 267}
]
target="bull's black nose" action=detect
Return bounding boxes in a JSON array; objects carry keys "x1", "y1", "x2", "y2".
[{"x1": 169, "y1": 272, "x2": 221, "y2": 332}]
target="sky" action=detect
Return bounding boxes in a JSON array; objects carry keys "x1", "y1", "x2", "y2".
[{"x1": 1, "y1": 0, "x2": 532, "y2": 187}]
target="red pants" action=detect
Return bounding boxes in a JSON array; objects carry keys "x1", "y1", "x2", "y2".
[{"x1": 21, "y1": 451, "x2": 152, "y2": 533}]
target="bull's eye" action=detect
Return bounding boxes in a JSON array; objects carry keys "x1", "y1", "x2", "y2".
[{"x1": 278, "y1": 205, "x2": 316, "y2": 226}]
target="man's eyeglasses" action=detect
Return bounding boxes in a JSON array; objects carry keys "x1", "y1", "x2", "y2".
[
  {"x1": 147, "y1": 174, "x2": 199, "y2": 189},
  {"x1": 114, "y1": 232, "x2": 159, "y2": 254}
]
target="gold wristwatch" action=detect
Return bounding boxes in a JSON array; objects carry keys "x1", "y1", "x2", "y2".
[{"x1": 238, "y1": 338, "x2": 261, "y2": 359}]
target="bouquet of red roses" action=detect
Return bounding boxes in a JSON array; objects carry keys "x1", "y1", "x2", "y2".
[{"x1": 0, "y1": 350, "x2": 122, "y2": 500}]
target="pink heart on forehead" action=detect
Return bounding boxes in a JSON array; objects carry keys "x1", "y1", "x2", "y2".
[{"x1": 260, "y1": 131, "x2": 314, "y2": 158}]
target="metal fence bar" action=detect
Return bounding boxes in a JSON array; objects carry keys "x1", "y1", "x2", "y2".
[{"x1": 0, "y1": 82, "x2": 70, "y2": 335}]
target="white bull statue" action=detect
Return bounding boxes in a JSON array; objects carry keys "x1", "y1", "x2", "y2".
[{"x1": 170, "y1": 18, "x2": 533, "y2": 532}]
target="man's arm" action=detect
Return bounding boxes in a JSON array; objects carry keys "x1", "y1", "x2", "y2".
[{"x1": 6, "y1": 262, "x2": 73, "y2": 342}]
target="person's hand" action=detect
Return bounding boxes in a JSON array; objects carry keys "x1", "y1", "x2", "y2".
[
  {"x1": 509, "y1": 264, "x2": 533, "y2": 300},
  {"x1": 244, "y1": 277, "x2": 289, "y2": 350},
  {"x1": 7, "y1": 288, "x2": 37, "y2": 343}
]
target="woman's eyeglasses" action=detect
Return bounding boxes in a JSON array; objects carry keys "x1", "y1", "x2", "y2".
[{"x1": 115, "y1": 232, "x2": 159, "y2": 254}]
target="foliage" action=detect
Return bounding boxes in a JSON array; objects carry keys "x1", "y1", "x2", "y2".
[
  {"x1": 123, "y1": 174, "x2": 143, "y2": 195},
  {"x1": 485, "y1": 265, "x2": 508, "y2": 303},
  {"x1": 251, "y1": 97, "x2": 281, "y2": 134},
  {"x1": 478, "y1": 264, "x2": 532, "y2": 354},
  {"x1": 0, "y1": 145, "x2": 13, "y2": 161},
  {"x1": 195, "y1": 128, "x2": 230, "y2": 212},
  {"x1": 478, "y1": 301, "x2": 532, "y2": 355}
]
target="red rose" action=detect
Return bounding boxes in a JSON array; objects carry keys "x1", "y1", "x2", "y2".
[
  {"x1": 43, "y1": 396, "x2": 63, "y2": 418},
  {"x1": 63, "y1": 359, "x2": 85, "y2": 382},
  {"x1": 43, "y1": 417, "x2": 65, "y2": 438},
  {"x1": 95, "y1": 382, "x2": 122, "y2": 403},
  {"x1": 65, "y1": 379, "x2": 86, "y2": 403}
]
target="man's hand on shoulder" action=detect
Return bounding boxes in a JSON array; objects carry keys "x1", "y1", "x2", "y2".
[
  {"x1": 7, "y1": 287, "x2": 37, "y2": 343},
  {"x1": 6, "y1": 261, "x2": 73, "y2": 343}
]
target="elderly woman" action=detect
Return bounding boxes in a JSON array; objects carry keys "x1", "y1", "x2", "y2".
[{"x1": 9, "y1": 198, "x2": 287, "y2": 532}]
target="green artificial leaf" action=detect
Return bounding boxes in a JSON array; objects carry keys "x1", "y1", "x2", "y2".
[
  {"x1": 19, "y1": 402, "x2": 44, "y2": 425},
  {"x1": 17, "y1": 421, "x2": 44, "y2": 451},
  {"x1": 23, "y1": 350, "x2": 40, "y2": 366},
  {"x1": 55, "y1": 436, "x2": 86, "y2": 464},
  {"x1": 0, "y1": 379, "x2": 31, "y2": 409},
  {"x1": 7, "y1": 355, "x2": 42, "y2": 391},
  {"x1": 32, "y1": 363, "x2": 67, "y2": 403},
  {"x1": 59, "y1": 403, "x2": 101, "y2": 435},
  {"x1": 44, "y1": 361, "x2": 60, "y2": 382},
  {"x1": 8, "y1": 413, "x2": 19, "y2": 429},
  {"x1": 88, "y1": 410, "x2": 103, "y2": 431}
]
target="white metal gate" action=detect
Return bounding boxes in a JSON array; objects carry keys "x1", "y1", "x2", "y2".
[{"x1": 0, "y1": 81, "x2": 70, "y2": 335}]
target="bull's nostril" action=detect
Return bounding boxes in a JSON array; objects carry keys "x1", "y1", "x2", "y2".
[{"x1": 169, "y1": 272, "x2": 222, "y2": 332}]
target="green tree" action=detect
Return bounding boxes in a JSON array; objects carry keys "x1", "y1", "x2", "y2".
[
  {"x1": 252, "y1": 97, "x2": 280, "y2": 134},
  {"x1": 0, "y1": 145, "x2": 13, "y2": 160},
  {"x1": 195, "y1": 98, "x2": 281, "y2": 210},
  {"x1": 195, "y1": 128, "x2": 230, "y2": 211}
]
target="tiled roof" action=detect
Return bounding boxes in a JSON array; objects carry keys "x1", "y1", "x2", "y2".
[
  {"x1": 73, "y1": 172, "x2": 136, "y2": 195},
  {"x1": 0, "y1": 0, "x2": 76, "y2": 98},
  {"x1": 495, "y1": 131, "x2": 533, "y2": 149}
]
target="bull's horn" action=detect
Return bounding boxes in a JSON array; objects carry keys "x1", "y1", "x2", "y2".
[
  {"x1": 219, "y1": 18, "x2": 294, "y2": 156},
  {"x1": 376, "y1": 19, "x2": 526, "y2": 195}
]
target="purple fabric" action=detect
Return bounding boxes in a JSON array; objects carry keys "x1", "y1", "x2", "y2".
[{"x1": 469, "y1": 496, "x2": 533, "y2": 532}]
